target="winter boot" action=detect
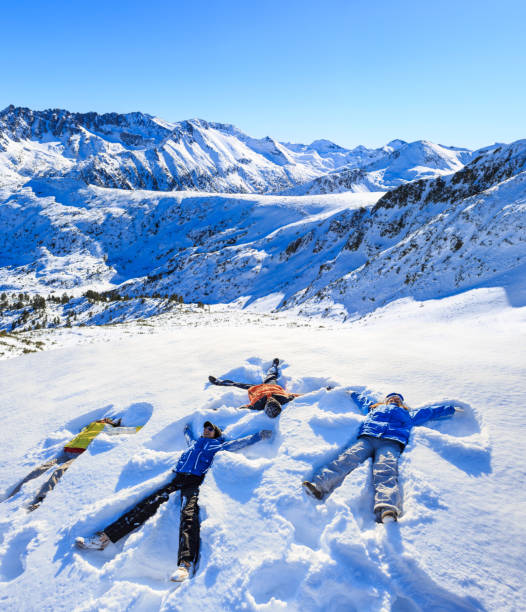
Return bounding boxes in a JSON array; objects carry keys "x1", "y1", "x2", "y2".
[
  {"x1": 75, "y1": 532, "x2": 110, "y2": 550},
  {"x1": 170, "y1": 562, "x2": 192, "y2": 582},
  {"x1": 272, "y1": 358, "x2": 280, "y2": 366},
  {"x1": 380, "y1": 509, "x2": 398, "y2": 524},
  {"x1": 302, "y1": 481, "x2": 323, "y2": 500}
]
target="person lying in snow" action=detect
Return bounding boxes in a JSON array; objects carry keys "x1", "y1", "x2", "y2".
[
  {"x1": 76, "y1": 421, "x2": 273, "y2": 582},
  {"x1": 208, "y1": 358, "x2": 300, "y2": 418},
  {"x1": 5, "y1": 417, "x2": 140, "y2": 511},
  {"x1": 302, "y1": 392, "x2": 462, "y2": 523}
]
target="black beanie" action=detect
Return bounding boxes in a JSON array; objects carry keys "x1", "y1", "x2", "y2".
[{"x1": 264, "y1": 397, "x2": 282, "y2": 418}]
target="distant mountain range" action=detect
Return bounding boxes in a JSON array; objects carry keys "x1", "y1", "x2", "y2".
[
  {"x1": 0, "y1": 105, "x2": 472, "y2": 194},
  {"x1": 0, "y1": 105, "x2": 524, "y2": 328}
]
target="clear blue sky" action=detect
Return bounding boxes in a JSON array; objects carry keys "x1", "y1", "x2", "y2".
[{"x1": 1, "y1": 0, "x2": 525, "y2": 149}]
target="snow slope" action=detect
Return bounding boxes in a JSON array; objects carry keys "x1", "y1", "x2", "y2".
[
  {"x1": 0, "y1": 287, "x2": 525, "y2": 611},
  {"x1": 0, "y1": 186, "x2": 384, "y2": 313}
]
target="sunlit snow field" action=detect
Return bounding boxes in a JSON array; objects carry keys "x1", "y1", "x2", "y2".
[{"x1": 0, "y1": 286, "x2": 525, "y2": 611}]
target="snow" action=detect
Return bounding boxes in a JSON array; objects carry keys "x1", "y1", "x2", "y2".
[{"x1": 0, "y1": 287, "x2": 525, "y2": 611}]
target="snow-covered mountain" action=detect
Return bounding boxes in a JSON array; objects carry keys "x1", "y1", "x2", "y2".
[
  {"x1": 284, "y1": 140, "x2": 473, "y2": 195},
  {"x1": 0, "y1": 106, "x2": 341, "y2": 194},
  {"x1": 0, "y1": 136, "x2": 524, "y2": 330},
  {"x1": 287, "y1": 139, "x2": 526, "y2": 316},
  {"x1": 0, "y1": 106, "x2": 471, "y2": 195}
]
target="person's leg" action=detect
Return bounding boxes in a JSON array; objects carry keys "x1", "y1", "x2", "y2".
[
  {"x1": 263, "y1": 360, "x2": 280, "y2": 384},
  {"x1": 371, "y1": 439, "x2": 403, "y2": 519},
  {"x1": 103, "y1": 480, "x2": 180, "y2": 543},
  {"x1": 103, "y1": 473, "x2": 203, "y2": 543},
  {"x1": 312, "y1": 436, "x2": 374, "y2": 497},
  {"x1": 28, "y1": 453, "x2": 77, "y2": 508},
  {"x1": 208, "y1": 376, "x2": 251, "y2": 390},
  {"x1": 5, "y1": 456, "x2": 63, "y2": 500},
  {"x1": 177, "y1": 485, "x2": 200, "y2": 567}
]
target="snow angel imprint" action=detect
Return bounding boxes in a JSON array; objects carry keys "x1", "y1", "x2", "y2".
[
  {"x1": 302, "y1": 392, "x2": 462, "y2": 523},
  {"x1": 208, "y1": 358, "x2": 300, "y2": 418},
  {"x1": 4, "y1": 416, "x2": 142, "y2": 511},
  {"x1": 76, "y1": 421, "x2": 273, "y2": 583}
]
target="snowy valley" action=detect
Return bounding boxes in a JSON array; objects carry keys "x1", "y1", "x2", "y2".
[{"x1": 0, "y1": 106, "x2": 525, "y2": 333}]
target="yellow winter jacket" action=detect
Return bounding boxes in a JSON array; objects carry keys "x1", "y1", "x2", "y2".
[{"x1": 64, "y1": 420, "x2": 141, "y2": 454}]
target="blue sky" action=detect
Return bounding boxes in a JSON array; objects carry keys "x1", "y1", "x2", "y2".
[{"x1": 1, "y1": 0, "x2": 524, "y2": 149}]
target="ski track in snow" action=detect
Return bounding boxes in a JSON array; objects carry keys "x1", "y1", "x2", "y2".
[{"x1": 0, "y1": 296, "x2": 524, "y2": 611}]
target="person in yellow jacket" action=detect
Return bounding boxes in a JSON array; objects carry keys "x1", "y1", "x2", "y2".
[{"x1": 5, "y1": 417, "x2": 140, "y2": 511}]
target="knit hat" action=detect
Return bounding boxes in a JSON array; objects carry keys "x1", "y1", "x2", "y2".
[
  {"x1": 386, "y1": 392, "x2": 404, "y2": 402},
  {"x1": 264, "y1": 397, "x2": 282, "y2": 418},
  {"x1": 203, "y1": 420, "x2": 222, "y2": 438}
]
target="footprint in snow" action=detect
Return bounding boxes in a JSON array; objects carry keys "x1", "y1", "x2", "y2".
[{"x1": 0, "y1": 526, "x2": 38, "y2": 581}]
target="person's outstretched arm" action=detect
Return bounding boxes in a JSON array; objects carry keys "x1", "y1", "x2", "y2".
[
  {"x1": 184, "y1": 424, "x2": 197, "y2": 446},
  {"x1": 349, "y1": 391, "x2": 377, "y2": 413},
  {"x1": 103, "y1": 425, "x2": 142, "y2": 435},
  {"x1": 220, "y1": 430, "x2": 273, "y2": 452},
  {"x1": 411, "y1": 404, "x2": 457, "y2": 426}
]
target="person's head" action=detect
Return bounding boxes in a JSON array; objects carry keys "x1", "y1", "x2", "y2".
[
  {"x1": 264, "y1": 397, "x2": 282, "y2": 418},
  {"x1": 385, "y1": 392, "x2": 406, "y2": 408},
  {"x1": 203, "y1": 421, "x2": 222, "y2": 438}
]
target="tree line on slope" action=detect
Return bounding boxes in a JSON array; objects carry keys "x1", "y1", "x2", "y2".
[{"x1": 0, "y1": 291, "x2": 207, "y2": 333}]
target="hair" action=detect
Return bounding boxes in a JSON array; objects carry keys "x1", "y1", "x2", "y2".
[
  {"x1": 204, "y1": 421, "x2": 222, "y2": 438},
  {"x1": 370, "y1": 398, "x2": 410, "y2": 411}
]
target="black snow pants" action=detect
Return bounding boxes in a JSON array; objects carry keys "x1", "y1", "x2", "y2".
[
  {"x1": 103, "y1": 472, "x2": 204, "y2": 566},
  {"x1": 211, "y1": 361, "x2": 280, "y2": 389}
]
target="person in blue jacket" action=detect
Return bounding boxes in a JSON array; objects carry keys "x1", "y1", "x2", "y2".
[
  {"x1": 302, "y1": 392, "x2": 461, "y2": 523},
  {"x1": 76, "y1": 421, "x2": 272, "y2": 581}
]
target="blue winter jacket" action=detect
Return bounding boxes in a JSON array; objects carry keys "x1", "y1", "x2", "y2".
[
  {"x1": 352, "y1": 393, "x2": 455, "y2": 447},
  {"x1": 175, "y1": 425, "x2": 264, "y2": 476}
]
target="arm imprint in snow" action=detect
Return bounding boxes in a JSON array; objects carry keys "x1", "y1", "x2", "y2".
[{"x1": 220, "y1": 431, "x2": 270, "y2": 452}]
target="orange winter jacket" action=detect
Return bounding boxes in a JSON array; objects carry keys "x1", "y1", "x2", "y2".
[{"x1": 247, "y1": 383, "x2": 298, "y2": 406}]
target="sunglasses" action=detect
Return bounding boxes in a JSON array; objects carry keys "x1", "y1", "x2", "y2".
[{"x1": 204, "y1": 425, "x2": 215, "y2": 432}]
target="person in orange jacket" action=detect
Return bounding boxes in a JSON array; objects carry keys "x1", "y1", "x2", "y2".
[
  {"x1": 4, "y1": 417, "x2": 140, "y2": 511},
  {"x1": 208, "y1": 358, "x2": 300, "y2": 418}
]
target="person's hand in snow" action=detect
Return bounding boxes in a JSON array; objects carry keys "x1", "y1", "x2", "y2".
[{"x1": 260, "y1": 430, "x2": 273, "y2": 440}]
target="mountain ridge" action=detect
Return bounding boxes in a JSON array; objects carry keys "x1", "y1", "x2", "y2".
[{"x1": 1, "y1": 105, "x2": 473, "y2": 195}]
